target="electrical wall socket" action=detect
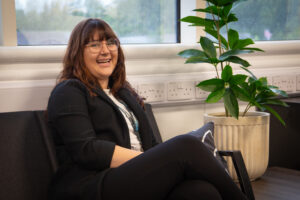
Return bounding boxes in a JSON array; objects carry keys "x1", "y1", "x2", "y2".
[
  {"x1": 167, "y1": 81, "x2": 195, "y2": 101},
  {"x1": 272, "y1": 75, "x2": 296, "y2": 93},
  {"x1": 195, "y1": 81, "x2": 209, "y2": 99},
  {"x1": 138, "y1": 83, "x2": 165, "y2": 102}
]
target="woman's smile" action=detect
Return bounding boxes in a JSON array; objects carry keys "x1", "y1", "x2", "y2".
[{"x1": 96, "y1": 58, "x2": 112, "y2": 68}]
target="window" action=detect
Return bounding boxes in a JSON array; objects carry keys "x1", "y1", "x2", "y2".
[
  {"x1": 15, "y1": 0, "x2": 179, "y2": 45},
  {"x1": 226, "y1": 0, "x2": 300, "y2": 41}
]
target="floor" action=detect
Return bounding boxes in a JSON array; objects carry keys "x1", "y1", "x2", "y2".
[{"x1": 251, "y1": 167, "x2": 300, "y2": 200}]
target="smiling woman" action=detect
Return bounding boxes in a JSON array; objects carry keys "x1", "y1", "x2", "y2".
[
  {"x1": 59, "y1": 18, "x2": 128, "y2": 97},
  {"x1": 45, "y1": 18, "x2": 248, "y2": 200}
]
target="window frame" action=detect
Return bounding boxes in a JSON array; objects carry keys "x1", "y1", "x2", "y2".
[
  {"x1": 2, "y1": 0, "x2": 185, "y2": 46},
  {"x1": 0, "y1": 0, "x2": 17, "y2": 46}
]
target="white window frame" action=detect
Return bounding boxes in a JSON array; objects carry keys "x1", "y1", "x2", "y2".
[{"x1": 0, "y1": 0, "x2": 17, "y2": 46}]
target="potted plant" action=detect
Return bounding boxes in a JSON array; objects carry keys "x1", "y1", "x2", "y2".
[{"x1": 178, "y1": 0, "x2": 288, "y2": 181}]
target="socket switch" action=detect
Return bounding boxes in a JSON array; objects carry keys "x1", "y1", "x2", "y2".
[
  {"x1": 138, "y1": 83, "x2": 165, "y2": 102},
  {"x1": 167, "y1": 81, "x2": 195, "y2": 101},
  {"x1": 272, "y1": 75, "x2": 296, "y2": 93}
]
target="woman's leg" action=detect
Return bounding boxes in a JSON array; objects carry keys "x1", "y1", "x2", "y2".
[
  {"x1": 102, "y1": 135, "x2": 246, "y2": 200},
  {"x1": 166, "y1": 180, "x2": 222, "y2": 200}
]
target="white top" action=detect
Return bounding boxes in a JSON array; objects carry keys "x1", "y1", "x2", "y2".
[{"x1": 103, "y1": 89, "x2": 143, "y2": 152}]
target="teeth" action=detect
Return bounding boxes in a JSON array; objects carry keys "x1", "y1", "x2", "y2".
[{"x1": 97, "y1": 59, "x2": 111, "y2": 63}]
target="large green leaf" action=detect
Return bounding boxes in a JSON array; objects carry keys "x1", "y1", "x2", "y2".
[
  {"x1": 180, "y1": 16, "x2": 204, "y2": 23},
  {"x1": 258, "y1": 77, "x2": 268, "y2": 86},
  {"x1": 200, "y1": 37, "x2": 217, "y2": 58},
  {"x1": 231, "y1": 74, "x2": 247, "y2": 85},
  {"x1": 241, "y1": 66, "x2": 257, "y2": 79},
  {"x1": 255, "y1": 91, "x2": 276, "y2": 102},
  {"x1": 237, "y1": 38, "x2": 254, "y2": 49},
  {"x1": 207, "y1": 0, "x2": 238, "y2": 7},
  {"x1": 208, "y1": 57, "x2": 220, "y2": 64},
  {"x1": 219, "y1": 49, "x2": 252, "y2": 61},
  {"x1": 249, "y1": 80, "x2": 257, "y2": 98},
  {"x1": 262, "y1": 105, "x2": 286, "y2": 126},
  {"x1": 206, "y1": 88, "x2": 226, "y2": 103},
  {"x1": 205, "y1": 28, "x2": 228, "y2": 49},
  {"x1": 197, "y1": 78, "x2": 225, "y2": 92},
  {"x1": 231, "y1": 85, "x2": 250, "y2": 101},
  {"x1": 242, "y1": 47, "x2": 264, "y2": 52},
  {"x1": 185, "y1": 56, "x2": 211, "y2": 64},
  {"x1": 261, "y1": 99, "x2": 289, "y2": 107},
  {"x1": 180, "y1": 16, "x2": 214, "y2": 29},
  {"x1": 178, "y1": 49, "x2": 206, "y2": 58},
  {"x1": 253, "y1": 79, "x2": 263, "y2": 89},
  {"x1": 193, "y1": 6, "x2": 220, "y2": 16},
  {"x1": 222, "y1": 4, "x2": 233, "y2": 17},
  {"x1": 224, "y1": 56, "x2": 250, "y2": 67},
  {"x1": 228, "y1": 29, "x2": 239, "y2": 49},
  {"x1": 223, "y1": 88, "x2": 239, "y2": 118},
  {"x1": 221, "y1": 65, "x2": 233, "y2": 82},
  {"x1": 220, "y1": 13, "x2": 238, "y2": 27},
  {"x1": 269, "y1": 88, "x2": 288, "y2": 97}
]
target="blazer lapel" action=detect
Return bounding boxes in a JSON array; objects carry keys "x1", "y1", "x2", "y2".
[
  {"x1": 117, "y1": 88, "x2": 153, "y2": 151},
  {"x1": 92, "y1": 87, "x2": 116, "y2": 106},
  {"x1": 93, "y1": 87, "x2": 131, "y2": 147}
]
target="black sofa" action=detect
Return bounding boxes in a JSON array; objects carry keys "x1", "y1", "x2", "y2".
[{"x1": 0, "y1": 104, "x2": 254, "y2": 200}]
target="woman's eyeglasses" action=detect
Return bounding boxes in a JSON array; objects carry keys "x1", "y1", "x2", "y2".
[{"x1": 86, "y1": 38, "x2": 119, "y2": 53}]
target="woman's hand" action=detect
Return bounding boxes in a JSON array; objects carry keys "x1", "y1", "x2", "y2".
[{"x1": 110, "y1": 145, "x2": 143, "y2": 168}]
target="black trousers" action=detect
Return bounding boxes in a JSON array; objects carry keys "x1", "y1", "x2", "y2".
[{"x1": 102, "y1": 134, "x2": 247, "y2": 200}]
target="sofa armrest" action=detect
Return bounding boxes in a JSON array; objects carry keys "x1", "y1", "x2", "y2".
[{"x1": 218, "y1": 150, "x2": 255, "y2": 200}]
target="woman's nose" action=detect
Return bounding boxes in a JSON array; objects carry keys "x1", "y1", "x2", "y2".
[{"x1": 99, "y1": 42, "x2": 110, "y2": 54}]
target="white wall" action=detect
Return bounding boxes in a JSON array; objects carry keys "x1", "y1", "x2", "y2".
[{"x1": 1, "y1": 42, "x2": 300, "y2": 140}]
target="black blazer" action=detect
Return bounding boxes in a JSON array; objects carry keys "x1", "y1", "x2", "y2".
[{"x1": 47, "y1": 79, "x2": 158, "y2": 199}]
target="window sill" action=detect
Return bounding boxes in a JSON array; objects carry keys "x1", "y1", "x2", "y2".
[{"x1": 0, "y1": 40, "x2": 299, "y2": 81}]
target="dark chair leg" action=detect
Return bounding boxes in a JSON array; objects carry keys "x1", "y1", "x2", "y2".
[{"x1": 218, "y1": 150, "x2": 255, "y2": 200}]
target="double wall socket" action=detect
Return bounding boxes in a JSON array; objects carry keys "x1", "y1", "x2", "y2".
[
  {"x1": 272, "y1": 75, "x2": 296, "y2": 92},
  {"x1": 167, "y1": 81, "x2": 195, "y2": 101},
  {"x1": 138, "y1": 83, "x2": 165, "y2": 102}
]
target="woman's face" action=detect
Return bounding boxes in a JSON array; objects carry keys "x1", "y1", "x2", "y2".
[{"x1": 83, "y1": 32, "x2": 118, "y2": 89}]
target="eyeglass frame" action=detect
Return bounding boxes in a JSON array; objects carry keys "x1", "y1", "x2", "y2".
[{"x1": 85, "y1": 38, "x2": 119, "y2": 53}]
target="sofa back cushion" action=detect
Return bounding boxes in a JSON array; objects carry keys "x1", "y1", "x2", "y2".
[{"x1": 0, "y1": 111, "x2": 57, "y2": 200}]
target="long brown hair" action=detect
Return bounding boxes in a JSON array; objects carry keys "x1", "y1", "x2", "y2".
[{"x1": 59, "y1": 18, "x2": 144, "y2": 106}]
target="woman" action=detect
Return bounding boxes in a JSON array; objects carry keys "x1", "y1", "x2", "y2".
[{"x1": 47, "y1": 18, "x2": 247, "y2": 200}]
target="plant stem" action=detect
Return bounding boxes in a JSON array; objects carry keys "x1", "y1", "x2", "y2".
[
  {"x1": 226, "y1": 23, "x2": 230, "y2": 50},
  {"x1": 214, "y1": 64, "x2": 219, "y2": 78},
  {"x1": 216, "y1": 8, "x2": 224, "y2": 72},
  {"x1": 210, "y1": 5, "x2": 227, "y2": 115},
  {"x1": 243, "y1": 103, "x2": 251, "y2": 116},
  {"x1": 210, "y1": 5, "x2": 224, "y2": 73}
]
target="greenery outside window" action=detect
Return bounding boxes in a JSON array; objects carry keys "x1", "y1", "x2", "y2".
[
  {"x1": 219, "y1": 0, "x2": 300, "y2": 41},
  {"x1": 15, "y1": 0, "x2": 178, "y2": 45}
]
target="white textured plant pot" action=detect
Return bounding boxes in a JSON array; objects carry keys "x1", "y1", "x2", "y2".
[{"x1": 204, "y1": 112, "x2": 270, "y2": 181}]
